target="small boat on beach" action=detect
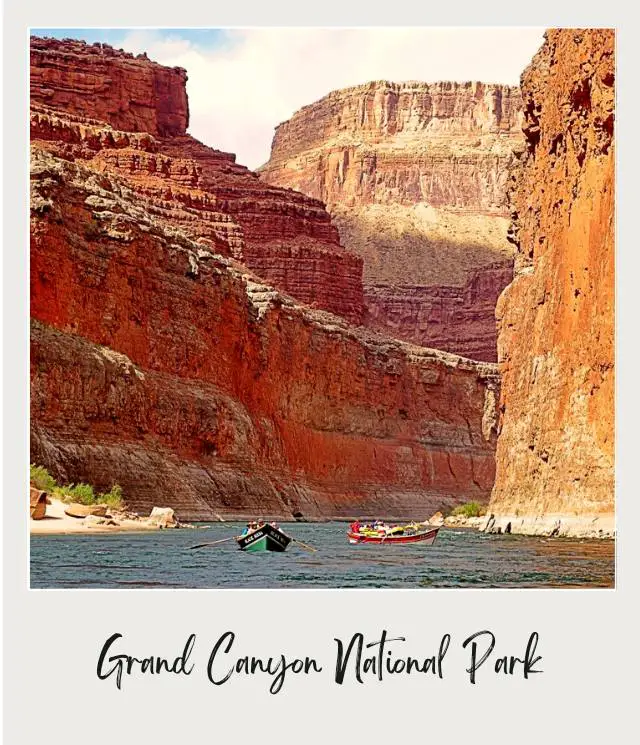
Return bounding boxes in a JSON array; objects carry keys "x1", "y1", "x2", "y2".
[
  {"x1": 64, "y1": 502, "x2": 108, "y2": 519},
  {"x1": 347, "y1": 520, "x2": 440, "y2": 546},
  {"x1": 235, "y1": 522, "x2": 292, "y2": 553}
]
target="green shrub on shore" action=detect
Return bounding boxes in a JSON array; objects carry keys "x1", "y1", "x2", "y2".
[
  {"x1": 29, "y1": 464, "x2": 124, "y2": 509},
  {"x1": 29, "y1": 464, "x2": 57, "y2": 492},
  {"x1": 101, "y1": 485, "x2": 124, "y2": 509},
  {"x1": 55, "y1": 482, "x2": 98, "y2": 505},
  {"x1": 450, "y1": 501, "x2": 485, "y2": 518}
]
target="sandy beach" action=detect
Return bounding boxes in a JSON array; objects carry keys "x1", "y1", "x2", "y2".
[{"x1": 30, "y1": 497, "x2": 174, "y2": 535}]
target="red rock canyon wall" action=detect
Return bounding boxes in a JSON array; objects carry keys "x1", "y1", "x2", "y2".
[
  {"x1": 488, "y1": 29, "x2": 615, "y2": 537},
  {"x1": 30, "y1": 37, "x2": 499, "y2": 520},
  {"x1": 31, "y1": 37, "x2": 190, "y2": 137}
]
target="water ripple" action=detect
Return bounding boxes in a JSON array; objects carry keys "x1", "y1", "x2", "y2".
[{"x1": 30, "y1": 524, "x2": 615, "y2": 589}]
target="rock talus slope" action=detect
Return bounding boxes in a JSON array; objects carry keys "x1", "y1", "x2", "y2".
[
  {"x1": 261, "y1": 81, "x2": 524, "y2": 361},
  {"x1": 488, "y1": 29, "x2": 615, "y2": 537},
  {"x1": 30, "y1": 37, "x2": 499, "y2": 520}
]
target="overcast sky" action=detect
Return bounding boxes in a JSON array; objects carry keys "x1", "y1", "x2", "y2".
[{"x1": 33, "y1": 28, "x2": 545, "y2": 169}]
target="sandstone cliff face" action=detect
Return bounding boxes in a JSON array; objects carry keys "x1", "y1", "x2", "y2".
[
  {"x1": 30, "y1": 38, "x2": 499, "y2": 520},
  {"x1": 263, "y1": 81, "x2": 522, "y2": 211},
  {"x1": 260, "y1": 81, "x2": 524, "y2": 361},
  {"x1": 488, "y1": 29, "x2": 614, "y2": 537}
]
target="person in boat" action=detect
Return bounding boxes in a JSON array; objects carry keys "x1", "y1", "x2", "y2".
[{"x1": 350, "y1": 520, "x2": 362, "y2": 534}]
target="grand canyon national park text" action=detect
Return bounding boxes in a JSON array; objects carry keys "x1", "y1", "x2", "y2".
[{"x1": 96, "y1": 629, "x2": 543, "y2": 693}]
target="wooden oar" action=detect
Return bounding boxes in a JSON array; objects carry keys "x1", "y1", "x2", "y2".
[
  {"x1": 291, "y1": 538, "x2": 317, "y2": 553},
  {"x1": 188, "y1": 536, "x2": 237, "y2": 550}
]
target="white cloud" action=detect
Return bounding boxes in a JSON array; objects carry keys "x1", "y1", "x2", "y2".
[{"x1": 120, "y1": 28, "x2": 545, "y2": 170}]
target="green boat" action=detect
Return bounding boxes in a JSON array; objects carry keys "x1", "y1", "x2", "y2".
[{"x1": 235, "y1": 523, "x2": 291, "y2": 553}]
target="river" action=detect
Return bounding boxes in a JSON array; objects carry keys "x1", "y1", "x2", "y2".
[{"x1": 30, "y1": 523, "x2": 615, "y2": 589}]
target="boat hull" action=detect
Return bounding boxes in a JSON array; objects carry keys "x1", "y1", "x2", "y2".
[
  {"x1": 236, "y1": 524, "x2": 291, "y2": 552},
  {"x1": 347, "y1": 526, "x2": 440, "y2": 545},
  {"x1": 64, "y1": 502, "x2": 108, "y2": 518}
]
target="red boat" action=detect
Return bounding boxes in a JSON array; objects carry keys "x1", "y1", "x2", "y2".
[{"x1": 347, "y1": 524, "x2": 440, "y2": 545}]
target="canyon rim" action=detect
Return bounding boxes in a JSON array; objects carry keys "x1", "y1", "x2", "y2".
[{"x1": 28, "y1": 27, "x2": 615, "y2": 588}]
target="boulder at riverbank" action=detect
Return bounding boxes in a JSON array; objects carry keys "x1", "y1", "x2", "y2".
[
  {"x1": 443, "y1": 511, "x2": 613, "y2": 538},
  {"x1": 481, "y1": 513, "x2": 614, "y2": 539},
  {"x1": 30, "y1": 496, "x2": 185, "y2": 535}
]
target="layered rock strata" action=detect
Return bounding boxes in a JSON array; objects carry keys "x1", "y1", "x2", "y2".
[
  {"x1": 488, "y1": 29, "x2": 615, "y2": 538},
  {"x1": 30, "y1": 37, "x2": 365, "y2": 324},
  {"x1": 262, "y1": 81, "x2": 522, "y2": 211},
  {"x1": 30, "y1": 36, "x2": 190, "y2": 137},
  {"x1": 30, "y1": 38, "x2": 499, "y2": 520},
  {"x1": 366, "y1": 262, "x2": 515, "y2": 361},
  {"x1": 260, "y1": 81, "x2": 524, "y2": 360}
]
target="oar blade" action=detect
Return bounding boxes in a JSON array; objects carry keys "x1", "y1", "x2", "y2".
[
  {"x1": 292, "y1": 538, "x2": 317, "y2": 553},
  {"x1": 188, "y1": 535, "x2": 236, "y2": 549}
]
